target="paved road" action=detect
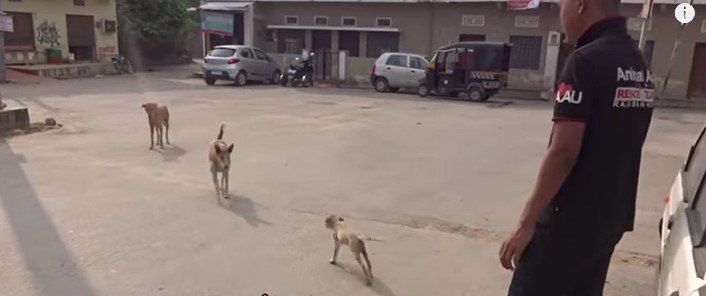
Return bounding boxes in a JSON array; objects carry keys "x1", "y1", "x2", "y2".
[{"x1": 1, "y1": 70, "x2": 705, "y2": 296}]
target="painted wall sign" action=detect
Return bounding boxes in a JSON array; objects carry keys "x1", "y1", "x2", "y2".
[
  {"x1": 36, "y1": 20, "x2": 61, "y2": 46},
  {"x1": 201, "y1": 11, "x2": 234, "y2": 35}
]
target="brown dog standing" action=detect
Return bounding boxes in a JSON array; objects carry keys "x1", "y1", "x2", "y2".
[{"x1": 141, "y1": 103, "x2": 170, "y2": 149}]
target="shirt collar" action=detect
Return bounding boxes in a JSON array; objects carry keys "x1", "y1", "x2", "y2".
[{"x1": 576, "y1": 16, "x2": 628, "y2": 48}]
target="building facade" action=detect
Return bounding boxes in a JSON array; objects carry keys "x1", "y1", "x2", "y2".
[{"x1": 1, "y1": 0, "x2": 118, "y2": 65}]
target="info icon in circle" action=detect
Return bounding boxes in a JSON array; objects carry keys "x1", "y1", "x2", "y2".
[{"x1": 675, "y1": 3, "x2": 695, "y2": 24}]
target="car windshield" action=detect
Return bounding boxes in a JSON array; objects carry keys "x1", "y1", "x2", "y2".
[{"x1": 209, "y1": 48, "x2": 236, "y2": 57}]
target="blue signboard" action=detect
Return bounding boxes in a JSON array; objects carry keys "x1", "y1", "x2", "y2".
[{"x1": 201, "y1": 11, "x2": 234, "y2": 35}]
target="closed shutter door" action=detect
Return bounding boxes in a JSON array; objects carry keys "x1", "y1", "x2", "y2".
[
  {"x1": 66, "y1": 15, "x2": 96, "y2": 46},
  {"x1": 4, "y1": 12, "x2": 34, "y2": 50}
]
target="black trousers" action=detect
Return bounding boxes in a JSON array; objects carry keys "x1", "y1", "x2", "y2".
[{"x1": 507, "y1": 223, "x2": 623, "y2": 296}]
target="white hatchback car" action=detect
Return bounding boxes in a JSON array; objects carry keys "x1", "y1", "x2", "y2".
[
  {"x1": 370, "y1": 52, "x2": 428, "y2": 93},
  {"x1": 658, "y1": 124, "x2": 706, "y2": 296}
]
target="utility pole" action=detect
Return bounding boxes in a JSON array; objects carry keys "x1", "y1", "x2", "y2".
[{"x1": 0, "y1": 0, "x2": 6, "y2": 83}]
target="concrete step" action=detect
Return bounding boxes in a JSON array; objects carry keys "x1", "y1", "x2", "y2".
[{"x1": 7, "y1": 62, "x2": 116, "y2": 79}]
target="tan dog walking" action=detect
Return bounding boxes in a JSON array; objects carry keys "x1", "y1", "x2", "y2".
[
  {"x1": 141, "y1": 103, "x2": 170, "y2": 149},
  {"x1": 209, "y1": 123, "x2": 234, "y2": 204}
]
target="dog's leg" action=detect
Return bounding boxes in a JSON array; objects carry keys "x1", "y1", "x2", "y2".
[
  {"x1": 211, "y1": 169, "x2": 221, "y2": 204},
  {"x1": 362, "y1": 250, "x2": 372, "y2": 279},
  {"x1": 149, "y1": 124, "x2": 155, "y2": 150},
  {"x1": 223, "y1": 169, "x2": 230, "y2": 198},
  {"x1": 164, "y1": 121, "x2": 171, "y2": 145},
  {"x1": 330, "y1": 234, "x2": 340, "y2": 264},
  {"x1": 354, "y1": 253, "x2": 371, "y2": 285},
  {"x1": 157, "y1": 125, "x2": 164, "y2": 149}
]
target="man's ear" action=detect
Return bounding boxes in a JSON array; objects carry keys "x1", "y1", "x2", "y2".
[
  {"x1": 577, "y1": 0, "x2": 585, "y2": 13},
  {"x1": 141, "y1": 104, "x2": 146, "y2": 109},
  {"x1": 227, "y1": 143, "x2": 234, "y2": 153}
]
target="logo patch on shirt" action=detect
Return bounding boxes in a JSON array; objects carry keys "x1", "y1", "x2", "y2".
[
  {"x1": 555, "y1": 82, "x2": 583, "y2": 104},
  {"x1": 613, "y1": 87, "x2": 654, "y2": 108}
]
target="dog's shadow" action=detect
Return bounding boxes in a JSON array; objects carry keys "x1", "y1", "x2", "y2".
[
  {"x1": 152, "y1": 145, "x2": 186, "y2": 162},
  {"x1": 332, "y1": 262, "x2": 397, "y2": 296},
  {"x1": 223, "y1": 194, "x2": 272, "y2": 227}
]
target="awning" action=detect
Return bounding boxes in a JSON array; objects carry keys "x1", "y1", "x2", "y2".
[
  {"x1": 199, "y1": 1, "x2": 253, "y2": 11},
  {"x1": 267, "y1": 25, "x2": 399, "y2": 32}
]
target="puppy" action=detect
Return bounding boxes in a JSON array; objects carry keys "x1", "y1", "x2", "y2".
[
  {"x1": 209, "y1": 123, "x2": 234, "y2": 204},
  {"x1": 325, "y1": 215, "x2": 373, "y2": 285},
  {"x1": 141, "y1": 103, "x2": 170, "y2": 149}
]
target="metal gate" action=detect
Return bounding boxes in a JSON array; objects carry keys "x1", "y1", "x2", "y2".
[{"x1": 313, "y1": 48, "x2": 338, "y2": 81}]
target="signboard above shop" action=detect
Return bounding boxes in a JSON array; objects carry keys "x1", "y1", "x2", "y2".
[
  {"x1": 0, "y1": 13, "x2": 13, "y2": 33},
  {"x1": 201, "y1": 10, "x2": 234, "y2": 35}
]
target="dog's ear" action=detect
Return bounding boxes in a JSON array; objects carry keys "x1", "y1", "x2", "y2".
[
  {"x1": 227, "y1": 143, "x2": 234, "y2": 153},
  {"x1": 214, "y1": 145, "x2": 221, "y2": 154},
  {"x1": 338, "y1": 217, "x2": 344, "y2": 222}
]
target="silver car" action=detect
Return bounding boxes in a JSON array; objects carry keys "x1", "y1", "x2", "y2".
[
  {"x1": 370, "y1": 52, "x2": 428, "y2": 92},
  {"x1": 203, "y1": 45, "x2": 281, "y2": 86}
]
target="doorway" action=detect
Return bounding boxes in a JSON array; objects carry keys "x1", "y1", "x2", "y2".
[
  {"x1": 688, "y1": 43, "x2": 706, "y2": 99},
  {"x1": 66, "y1": 15, "x2": 96, "y2": 61},
  {"x1": 312, "y1": 30, "x2": 332, "y2": 52}
]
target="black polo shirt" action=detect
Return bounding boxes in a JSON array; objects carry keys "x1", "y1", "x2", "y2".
[{"x1": 547, "y1": 17, "x2": 653, "y2": 235}]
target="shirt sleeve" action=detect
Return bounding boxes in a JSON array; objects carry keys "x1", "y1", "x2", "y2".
[{"x1": 553, "y1": 53, "x2": 593, "y2": 122}]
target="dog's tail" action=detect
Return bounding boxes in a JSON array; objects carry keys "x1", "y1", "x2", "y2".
[{"x1": 217, "y1": 122, "x2": 226, "y2": 140}]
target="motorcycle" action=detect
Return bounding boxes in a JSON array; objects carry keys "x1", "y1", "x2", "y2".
[
  {"x1": 280, "y1": 53, "x2": 314, "y2": 87},
  {"x1": 111, "y1": 55, "x2": 133, "y2": 75}
]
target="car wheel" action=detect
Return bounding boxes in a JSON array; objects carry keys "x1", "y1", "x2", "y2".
[
  {"x1": 417, "y1": 84, "x2": 430, "y2": 97},
  {"x1": 271, "y1": 71, "x2": 281, "y2": 84},
  {"x1": 466, "y1": 86, "x2": 485, "y2": 102},
  {"x1": 374, "y1": 78, "x2": 390, "y2": 92},
  {"x1": 234, "y1": 71, "x2": 247, "y2": 87},
  {"x1": 389, "y1": 87, "x2": 400, "y2": 93},
  {"x1": 205, "y1": 76, "x2": 216, "y2": 86}
]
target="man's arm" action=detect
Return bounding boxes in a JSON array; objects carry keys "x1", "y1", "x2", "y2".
[
  {"x1": 519, "y1": 121, "x2": 585, "y2": 227},
  {"x1": 499, "y1": 120, "x2": 585, "y2": 270}
]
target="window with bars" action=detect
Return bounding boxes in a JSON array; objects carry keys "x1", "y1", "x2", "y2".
[
  {"x1": 74, "y1": 0, "x2": 86, "y2": 6},
  {"x1": 314, "y1": 16, "x2": 328, "y2": 26},
  {"x1": 284, "y1": 16, "x2": 298, "y2": 25},
  {"x1": 342, "y1": 17, "x2": 356, "y2": 27},
  {"x1": 509, "y1": 35, "x2": 542, "y2": 70},
  {"x1": 376, "y1": 17, "x2": 392, "y2": 27}
]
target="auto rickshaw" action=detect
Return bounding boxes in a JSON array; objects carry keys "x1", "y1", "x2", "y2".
[{"x1": 418, "y1": 42, "x2": 512, "y2": 102}]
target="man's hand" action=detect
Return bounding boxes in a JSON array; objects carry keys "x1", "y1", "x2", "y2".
[{"x1": 499, "y1": 223, "x2": 535, "y2": 270}]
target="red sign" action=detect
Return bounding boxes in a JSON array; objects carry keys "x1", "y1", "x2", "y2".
[{"x1": 508, "y1": 0, "x2": 540, "y2": 10}]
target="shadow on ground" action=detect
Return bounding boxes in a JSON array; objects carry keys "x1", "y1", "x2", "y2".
[
  {"x1": 224, "y1": 194, "x2": 272, "y2": 227},
  {"x1": 152, "y1": 145, "x2": 187, "y2": 162},
  {"x1": 0, "y1": 137, "x2": 96, "y2": 295},
  {"x1": 332, "y1": 262, "x2": 397, "y2": 296}
]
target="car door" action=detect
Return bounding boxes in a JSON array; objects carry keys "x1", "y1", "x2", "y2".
[
  {"x1": 239, "y1": 47, "x2": 259, "y2": 78},
  {"x1": 382, "y1": 54, "x2": 409, "y2": 87},
  {"x1": 254, "y1": 48, "x2": 273, "y2": 80},
  {"x1": 408, "y1": 56, "x2": 428, "y2": 88}
]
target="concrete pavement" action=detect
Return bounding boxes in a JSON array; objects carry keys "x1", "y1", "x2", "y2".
[{"x1": 1, "y1": 71, "x2": 704, "y2": 295}]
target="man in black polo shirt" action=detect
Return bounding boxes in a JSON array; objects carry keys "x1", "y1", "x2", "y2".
[{"x1": 498, "y1": 0, "x2": 653, "y2": 294}]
